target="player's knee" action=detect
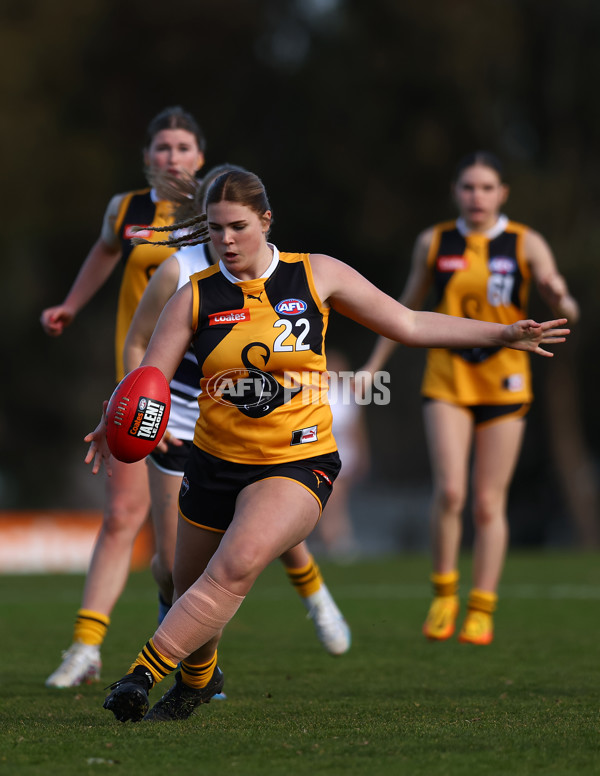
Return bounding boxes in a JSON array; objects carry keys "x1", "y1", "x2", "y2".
[
  {"x1": 472, "y1": 491, "x2": 503, "y2": 527},
  {"x1": 435, "y1": 482, "x2": 466, "y2": 515},
  {"x1": 101, "y1": 500, "x2": 148, "y2": 536},
  {"x1": 210, "y1": 544, "x2": 264, "y2": 592}
]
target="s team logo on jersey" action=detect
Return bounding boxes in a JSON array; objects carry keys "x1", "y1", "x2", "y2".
[
  {"x1": 290, "y1": 425, "x2": 318, "y2": 445},
  {"x1": 209, "y1": 308, "x2": 251, "y2": 325},
  {"x1": 489, "y1": 257, "x2": 517, "y2": 275},
  {"x1": 128, "y1": 397, "x2": 166, "y2": 440},
  {"x1": 275, "y1": 299, "x2": 307, "y2": 315},
  {"x1": 437, "y1": 256, "x2": 468, "y2": 272},
  {"x1": 124, "y1": 224, "x2": 153, "y2": 240}
]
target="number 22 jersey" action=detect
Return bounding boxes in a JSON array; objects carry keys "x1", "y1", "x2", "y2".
[{"x1": 188, "y1": 246, "x2": 337, "y2": 464}]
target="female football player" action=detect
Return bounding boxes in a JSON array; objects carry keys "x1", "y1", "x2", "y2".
[
  {"x1": 362, "y1": 152, "x2": 579, "y2": 645},
  {"x1": 41, "y1": 106, "x2": 206, "y2": 688},
  {"x1": 124, "y1": 164, "x2": 350, "y2": 658}
]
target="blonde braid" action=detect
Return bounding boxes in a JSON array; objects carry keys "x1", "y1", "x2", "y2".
[
  {"x1": 130, "y1": 215, "x2": 209, "y2": 247},
  {"x1": 129, "y1": 213, "x2": 207, "y2": 235},
  {"x1": 131, "y1": 231, "x2": 211, "y2": 248}
]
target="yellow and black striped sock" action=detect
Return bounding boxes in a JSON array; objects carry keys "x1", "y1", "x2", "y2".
[
  {"x1": 467, "y1": 589, "x2": 497, "y2": 614},
  {"x1": 129, "y1": 638, "x2": 178, "y2": 685},
  {"x1": 181, "y1": 652, "x2": 218, "y2": 690},
  {"x1": 285, "y1": 554, "x2": 323, "y2": 598},
  {"x1": 73, "y1": 608, "x2": 110, "y2": 646},
  {"x1": 431, "y1": 570, "x2": 459, "y2": 598}
]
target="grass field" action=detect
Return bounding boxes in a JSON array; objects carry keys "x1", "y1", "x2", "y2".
[{"x1": 1, "y1": 552, "x2": 599, "y2": 775}]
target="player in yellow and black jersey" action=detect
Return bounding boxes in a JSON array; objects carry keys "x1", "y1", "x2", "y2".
[
  {"x1": 123, "y1": 165, "x2": 352, "y2": 660},
  {"x1": 190, "y1": 252, "x2": 335, "y2": 464},
  {"x1": 83, "y1": 169, "x2": 569, "y2": 722},
  {"x1": 109, "y1": 186, "x2": 180, "y2": 382},
  {"x1": 364, "y1": 151, "x2": 579, "y2": 646},
  {"x1": 422, "y1": 217, "x2": 533, "y2": 406},
  {"x1": 41, "y1": 107, "x2": 206, "y2": 690}
]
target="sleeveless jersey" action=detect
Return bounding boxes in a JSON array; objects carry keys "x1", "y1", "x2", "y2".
[
  {"x1": 422, "y1": 215, "x2": 533, "y2": 405},
  {"x1": 112, "y1": 188, "x2": 177, "y2": 380},
  {"x1": 165, "y1": 244, "x2": 212, "y2": 440},
  {"x1": 189, "y1": 246, "x2": 337, "y2": 464}
]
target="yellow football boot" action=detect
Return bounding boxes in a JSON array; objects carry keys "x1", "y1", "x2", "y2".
[
  {"x1": 458, "y1": 589, "x2": 497, "y2": 645},
  {"x1": 423, "y1": 595, "x2": 460, "y2": 640},
  {"x1": 422, "y1": 570, "x2": 460, "y2": 641}
]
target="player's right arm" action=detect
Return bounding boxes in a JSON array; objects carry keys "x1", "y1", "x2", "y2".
[
  {"x1": 86, "y1": 274, "x2": 192, "y2": 475},
  {"x1": 139, "y1": 282, "x2": 196, "y2": 384},
  {"x1": 40, "y1": 194, "x2": 125, "y2": 336}
]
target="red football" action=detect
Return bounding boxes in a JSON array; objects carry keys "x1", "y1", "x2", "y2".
[{"x1": 105, "y1": 366, "x2": 171, "y2": 463}]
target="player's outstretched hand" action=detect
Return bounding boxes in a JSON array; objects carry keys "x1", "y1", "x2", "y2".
[
  {"x1": 502, "y1": 318, "x2": 570, "y2": 357},
  {"x1": 84, "y1": 401, "x2": 113, "y2": 476}
]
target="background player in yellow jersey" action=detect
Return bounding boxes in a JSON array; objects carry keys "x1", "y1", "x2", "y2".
[
  {"x1": 41, "y1": 106, "x2": 206, "y2": 688},
  {"x1": 363, "y1": 151, "x2": 580, "y2": 645},
  {"x1": 83, "y1": 170, "x2": 568, "y2": 722}
]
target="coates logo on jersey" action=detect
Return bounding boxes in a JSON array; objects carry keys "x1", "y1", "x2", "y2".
[
  {"x1": 209, "y1": 308, "x2": 251, "y2": 326},
  {"x1": 437, "y1": 256, "x2": 468, "y2": 272},
  {"x1": 275, "y1": 299, "x2": 307, "y2": 315},
  {"x1": 489, "y1": 257, "x2": 517, "y2": 275},
  {"x1": 124, "y1": 224, "x2": 153, "y2": 240}
]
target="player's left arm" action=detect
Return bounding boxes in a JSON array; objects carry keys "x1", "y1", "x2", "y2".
[
  {"x1": 310, "y1": 253, "x2": 569, "y2": 356},
  {"x1": 524, "y1": 229, "x2": 580, "y2": 324}
]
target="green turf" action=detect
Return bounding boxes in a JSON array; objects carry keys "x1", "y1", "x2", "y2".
[{"x1": 1, "y1": 552, "x2": 599, "y2": 775}]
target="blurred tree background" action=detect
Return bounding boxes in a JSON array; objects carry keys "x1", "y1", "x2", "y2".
[{"x1": 1, "y1": 0, "x2": 598, "y2": 547}]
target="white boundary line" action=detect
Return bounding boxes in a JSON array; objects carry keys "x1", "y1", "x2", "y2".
[{"x1": 248, "y1": 583, "x2": 600, "y2": 601}]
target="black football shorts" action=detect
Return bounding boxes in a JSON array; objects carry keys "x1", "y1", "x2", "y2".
[{"x1": 178, "y1": 446, "x2": 341, "y2": 533}]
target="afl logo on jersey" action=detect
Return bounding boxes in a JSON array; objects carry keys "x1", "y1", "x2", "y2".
[
  {"x1": 489, "y1": 257, "x2": 517, "y2": 275},
  {"x1": 275, "y1": 299, "x2": 307, "y2": 315}
]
